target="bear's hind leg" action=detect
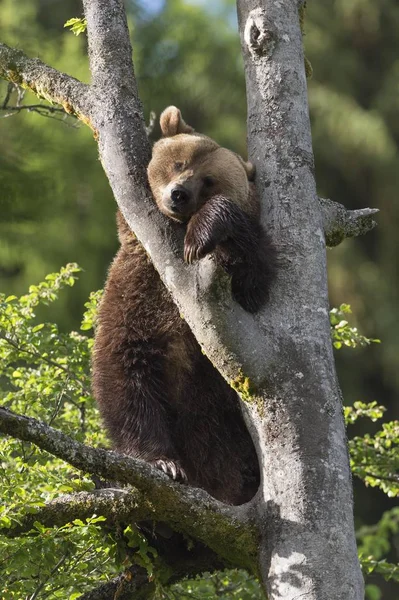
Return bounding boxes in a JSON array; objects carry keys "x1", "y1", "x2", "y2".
[{"x1": 93, "y1": 339, "x2": 187, "y2": 482}]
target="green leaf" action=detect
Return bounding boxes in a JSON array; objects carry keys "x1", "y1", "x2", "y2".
[{"x1": 64, "y1": 17, "x2": 87, "y2": 36}]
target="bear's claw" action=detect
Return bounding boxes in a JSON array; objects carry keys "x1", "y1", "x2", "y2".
[
  {"x1": 184, "y1": 232, "x2": 213, "y2": 264},
  {"x1": 152, "y1": 458, "x2": 188, "y2": 483},
  {"x1": 183, "y1": 241, "x2": 201, "y2": 264}
]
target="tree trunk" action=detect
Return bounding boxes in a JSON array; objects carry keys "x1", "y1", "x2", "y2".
[
  {"x1": 236, "y1": 1, "x2": 364, "y2": 598},
  {"x1": 0, "y1": 0, "x2": 367, "y2": 598}
]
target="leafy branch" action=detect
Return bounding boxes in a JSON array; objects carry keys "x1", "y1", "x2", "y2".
[
  {"x1": 0, "y1": 405, "x2": 257, "y2": 568},
  {"x1": 330, "y1": 304, "x2": 380, "y2": 349}
]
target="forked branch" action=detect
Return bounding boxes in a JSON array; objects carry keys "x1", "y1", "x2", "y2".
[{"x1": 0, "y1": 406, "x2": 258, "y2": 569}]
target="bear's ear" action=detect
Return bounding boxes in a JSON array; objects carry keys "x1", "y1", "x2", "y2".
[
  {"x1": 234, "y1": 153, "x2": 256, "y2": 181},
  {"x1": 160, "y1": 106, "x2": 194, "y2": 137},
  {"x1": 243, "y1": 160, "x2": 256, "y2": 181}
]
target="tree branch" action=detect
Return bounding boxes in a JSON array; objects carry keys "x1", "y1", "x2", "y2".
[
  {"x1": 0, "y1": 406, "x2": 258, "y2": 570},
  {"x1": 1, "y1": 489, "x2": 138, "y2": 537},
  {"x1": 320, "y1": 197, "x2": 379, "y2": 247},
  {"x1": 4, "y1": 487, "x2": 228, "y2": 595},
  {"x1": 0, "y1": 103, "x2": 78, "y2": 123},
  {"x1": 0, "y1": 43, "x2": 92, "y2": 126},
  {"x1": 77, "y1": 565, "x2": 155, "y2": 600}
]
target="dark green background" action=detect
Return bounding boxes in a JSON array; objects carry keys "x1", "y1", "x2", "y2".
[{"x1": 0, "y1": 0, "x2": 398, "y2": 596}]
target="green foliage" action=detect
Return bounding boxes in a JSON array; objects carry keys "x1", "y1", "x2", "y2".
[
  {"x1": 0, "y1": 263, "x2": 99, "y2": 441},
  {"x1": 333, "y1": 311, "x2": 399, "y2": 594},
  {"x1": 169, "y1": 569, "x2": 264, "y2": 599},
  {"x1": 330, "y1": 304, "x2": 380, "y2": 349},
  {"x1": 80, "y1": 289, "x2": 103, "y2": 331},
  {"x1": 0, "y1": 266, "x2": 124, "y2": 597},
  {"x1": 64, "y1": 17, "x2": 87, "y2": 36},
  {"x1": 349, "y1": 418, "x2": 399, "y2": 497},
  {"x1": 358, "y1": 507, "x2": 399, "y2": 584},
  {"x1": 123, "y1": 525, "x2": 158, "y2": 578},
  {"x1": 343, "y1": 400, "x2": 398, "y2": 499},
  {"x1": 0, "y1": 515, "x2": 118, "y2": 599},
  {"x1": 344, "y1": 400, "x2": 386, "y2": 425}
]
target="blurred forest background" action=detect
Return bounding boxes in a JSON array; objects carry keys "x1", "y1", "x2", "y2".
[{"x1": 0, "y1": 0, "x2": 398, "y2": 596}]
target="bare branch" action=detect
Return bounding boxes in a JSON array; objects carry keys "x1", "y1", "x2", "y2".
[
  {"x1": 0, "y1": 43, "x2": 92, "y2": 127},
  {"x1": 0, "y1": 108, "x2": 79, "y2": 127},
  {"x1": 0, "y1": 406, "x2": 258, "y2": 569},
  {"x1": 320, "y1": 197, "x2": 379, "y2": 247},
  {"x1": 0, "y1": 102, "x2": 79, "y2": 127}
]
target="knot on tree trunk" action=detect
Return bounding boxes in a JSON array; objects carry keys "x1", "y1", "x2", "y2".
[{"x1": 244, "y1": 8, "x2": 277, "y2": 57}]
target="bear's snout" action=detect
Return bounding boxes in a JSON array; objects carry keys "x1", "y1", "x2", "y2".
[
  {"x1": 170, "y1": 185, "x2": 192, "y2": 209},
  {"x1": 160, "y1": 182, "x2": 197, "y2": 221}
]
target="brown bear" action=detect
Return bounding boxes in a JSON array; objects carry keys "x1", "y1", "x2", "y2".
[{"x1": 93, "y1": 107, "x2": 276, "y2": 504}]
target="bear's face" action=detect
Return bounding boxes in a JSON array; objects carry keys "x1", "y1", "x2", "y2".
[{"x1": 147, "y1": 107, "x2": 253, "y2": 222}]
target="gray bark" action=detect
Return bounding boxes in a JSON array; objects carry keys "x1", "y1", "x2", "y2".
[
  {"x1": 320, "y1": 198, "x2": 379, "y2": 247},
  {"x1": 237, "y1": 1, "x2": 364, "y2": 598},
  {"x1": 0, "y1": 0, "x2": 368, "y2": 598}
]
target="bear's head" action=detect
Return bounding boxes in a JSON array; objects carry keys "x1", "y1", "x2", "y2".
[{"x1": 147, "y1": 106, "x2": 256, "y2": 222}]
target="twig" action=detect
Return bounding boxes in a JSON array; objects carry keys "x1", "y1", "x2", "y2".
[
  {"x1": 0, "y1": 104, "x2": 80, "y2": 127},
  {"x1": 145, "y1": 110, "x2": 156, "y2": 136},
  {"x1": 362, "y1": 472, "x2": 399, "y2": 484},
  {"x1": 2, "y1": 81, "x2": 14, "y2": 108},
  {"x1": 29, "y1": 553, "x2": 70, "y2": 600}
]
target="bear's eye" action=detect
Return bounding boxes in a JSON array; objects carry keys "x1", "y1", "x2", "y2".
[
  {"x1": 174, "y1": 161, "x2": 184, "y2": 172},
  {"x1": 203, "y1": 176, "x2": 215, "y2": 188}
]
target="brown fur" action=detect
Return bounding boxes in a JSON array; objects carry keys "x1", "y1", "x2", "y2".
[{"x1": 93, "y1": 108, "x2": 277, "y2": 504}]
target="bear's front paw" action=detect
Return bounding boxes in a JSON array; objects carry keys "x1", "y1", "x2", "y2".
[
  {"x1": 184, "y1": 230, "x2": 214, "y2": 264},
  {"x1": 151, "y1": 458, "x2": 188, "y2": 483}
]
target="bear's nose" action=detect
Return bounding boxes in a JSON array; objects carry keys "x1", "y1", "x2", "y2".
[{"x1": 170, "y1": 185, "x2": 191, "y2": 209}]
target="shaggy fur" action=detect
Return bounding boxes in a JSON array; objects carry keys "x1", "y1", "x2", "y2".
[{"x1": 93, "y1": 107, "x2": 277, "y2": 504}]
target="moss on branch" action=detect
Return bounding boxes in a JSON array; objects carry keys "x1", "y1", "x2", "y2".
[
  {"x1": 320, "y1": 197, "x2": 379, "y2": 247},
  {"x1": 0, "y1": 406, "x2": 258, "y2": 569},
  {"x1": 0, "y1": 42, "x2": 93, "y2": 129},
  {"x1": 1, "y1": 489, "x2": 145, "y2": 538}
]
